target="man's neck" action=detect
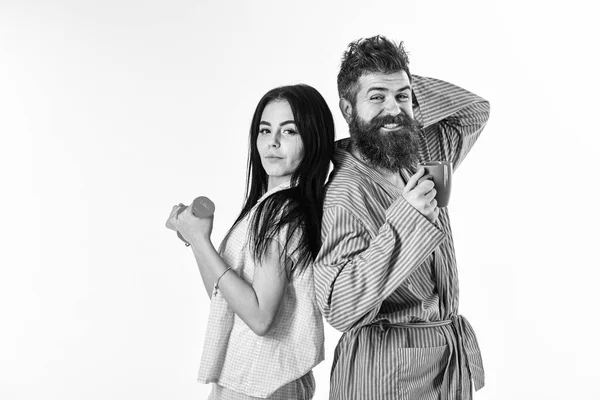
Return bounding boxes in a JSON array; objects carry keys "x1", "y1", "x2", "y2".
[{"x1": 348, "y1": 141, "x2": 406, "y2": 191}]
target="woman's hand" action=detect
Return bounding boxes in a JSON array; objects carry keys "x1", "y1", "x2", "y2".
[
  {"x1": 165, "y1": 204, "x2": 184, "y2": 232},
  {"x1": 165, "y1": 203, "x2": 214, "y2": 245},
  {"x1": 178, "y1": 204, "x2": 214, "y2": 244}
]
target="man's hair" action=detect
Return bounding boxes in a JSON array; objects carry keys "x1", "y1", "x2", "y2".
[{"x1": 337, "y1": 35, "x2": 412, "y2": 105}]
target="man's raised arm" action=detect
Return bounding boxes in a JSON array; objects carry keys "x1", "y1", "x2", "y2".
[{"x1": 412, "y1": 75, "x2": 490, "y2": 170}]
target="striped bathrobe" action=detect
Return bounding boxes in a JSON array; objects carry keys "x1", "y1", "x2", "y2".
[{"x1": 313, "y1": 75, "x2": 490, "y2": 400}]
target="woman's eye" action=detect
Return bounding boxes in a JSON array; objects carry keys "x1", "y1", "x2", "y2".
[
  {"x1": 283, "y1": 128, "x2": 297, "y2": 135},
  {"x1": 259, "y1": 128, "x2": 270, "y2": 135}
]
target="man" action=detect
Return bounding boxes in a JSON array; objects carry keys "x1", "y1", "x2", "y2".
[{"x1": 314, "y1": 35, "x2": 490, "y2": 399}]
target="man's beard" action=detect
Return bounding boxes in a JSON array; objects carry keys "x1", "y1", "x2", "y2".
[{"x1": 349, "y1": 110, "x2": 422, "y2": 173}]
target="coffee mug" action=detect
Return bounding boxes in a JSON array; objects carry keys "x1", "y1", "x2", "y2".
[{"x1": 418, "y1": 161, "x2": 452, "y2": 208}]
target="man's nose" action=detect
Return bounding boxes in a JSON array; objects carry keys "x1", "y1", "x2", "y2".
[{"x1": 383, "y1": 98, "x2": 402, "y2": 116}]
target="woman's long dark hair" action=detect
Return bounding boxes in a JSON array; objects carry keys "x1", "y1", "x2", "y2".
[{"x1": 219, "y1": 84, "x2": 335, "y2": 274}]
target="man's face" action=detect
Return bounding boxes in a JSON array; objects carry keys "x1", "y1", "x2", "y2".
[
  {"x1": 342, "y1": 71, "x2": 421, "y2": 172},
  {"x1": 353, "y1": 71, "x2": 414, "y2": 124}
]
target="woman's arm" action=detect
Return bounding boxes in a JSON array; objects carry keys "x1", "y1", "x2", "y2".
[
  {"x1": 169, "y1": 204, "x2": 291, "y2": 336},
  {"x1": 192, "y1": 238, "x2": 290, "y2": 336},
  {"x1": 166, "y1": 204, "x2": 223, "y2": 298},
  {"x1": 190, "y1": 246, "x2": 218, "y2": 298}
]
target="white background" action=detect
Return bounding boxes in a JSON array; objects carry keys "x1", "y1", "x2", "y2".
[{"x1": 1, "y1": 0, "x2": 598, "y2": 399}]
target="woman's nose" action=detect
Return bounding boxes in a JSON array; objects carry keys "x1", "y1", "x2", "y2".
[{"x1": 268, "y1": 132, "x2": 281, "y2": 148}]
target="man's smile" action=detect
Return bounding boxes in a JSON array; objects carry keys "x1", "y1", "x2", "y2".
[{"x1": 380, "y1": 123, "x2": 401, "y2": 132}]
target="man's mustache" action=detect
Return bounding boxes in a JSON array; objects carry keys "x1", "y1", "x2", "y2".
[{"x1": 370, "y1": 113, "x2": 422, "y2": 130}]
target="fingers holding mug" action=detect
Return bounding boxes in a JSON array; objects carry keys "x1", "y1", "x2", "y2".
[{"x1": 417, "y1": 161, "x2": 452, "y2": 208}]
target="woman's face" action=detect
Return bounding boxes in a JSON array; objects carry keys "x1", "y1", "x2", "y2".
[{"x1": 257, "y1": 100, "x2": 305, "y2": 190}]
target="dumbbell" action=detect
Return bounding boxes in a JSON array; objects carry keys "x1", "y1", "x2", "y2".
[{"x1": 176, "y1": 196, "x2": 215, "y2": 246}]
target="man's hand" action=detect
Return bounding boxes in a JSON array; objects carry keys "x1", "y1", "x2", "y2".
[{"x1": 402, "y1": 167, "x2": 439, "y2": 224}]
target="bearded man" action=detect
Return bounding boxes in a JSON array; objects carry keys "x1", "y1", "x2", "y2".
[{"x1": 313, "y1": 36, "x2": 490, "y2": 399}]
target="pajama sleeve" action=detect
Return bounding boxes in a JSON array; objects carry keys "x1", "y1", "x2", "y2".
[
  {"x1": 313, "y1": 195, "x2": 447, "y2": 332},
  {"x1": 412, "y1": 75, "x2": 490, "y2": 170}
]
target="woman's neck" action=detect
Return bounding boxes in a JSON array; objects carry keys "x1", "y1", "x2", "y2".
[{"x1": 267, "y1": 177, "x2": 291, "y2": 191}]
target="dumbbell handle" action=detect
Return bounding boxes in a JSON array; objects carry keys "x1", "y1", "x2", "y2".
[{"x1": 176, "y1": 196, "x2": 215, "y2": 246}]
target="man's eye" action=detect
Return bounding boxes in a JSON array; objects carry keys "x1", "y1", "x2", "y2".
[
  {"x1": 397, "y1": 94, "x2": 410, "y2": 101},
  {"x1": 371, "y1": 95, "x2": 384, "y2": 101}
]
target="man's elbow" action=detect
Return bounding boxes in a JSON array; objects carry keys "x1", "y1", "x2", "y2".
[
  {"x1": 327, "y1": 319, "x2": 352, "y2": 333},
  {"x1": 480, "y1": 99, "x2": 491, "y2": 120},
  {"x1": 321, "y1": 307, "x2": 353, "y2": 333},
  {"x1": 316, "y1": 296, "x2": 352, "y2": 332}
]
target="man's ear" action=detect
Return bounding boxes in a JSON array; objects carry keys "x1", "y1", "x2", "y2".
[{"x1": 339, "y1": 98, "x2": 353, "y2": 124}]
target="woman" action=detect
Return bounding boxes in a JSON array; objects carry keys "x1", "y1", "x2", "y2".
[{"x1": 166, "y1": 84, "x2": 335, "y2": 399}]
